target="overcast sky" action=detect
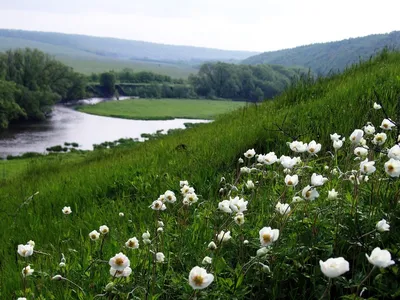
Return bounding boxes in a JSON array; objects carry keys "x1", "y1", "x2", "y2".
[{"x1": 0, "y1": 0, "x2": 398, "y2": 52}]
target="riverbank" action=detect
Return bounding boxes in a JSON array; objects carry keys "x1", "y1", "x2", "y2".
[{"x1": 76, "y1": 98, "x2": 248, "y2": 120}]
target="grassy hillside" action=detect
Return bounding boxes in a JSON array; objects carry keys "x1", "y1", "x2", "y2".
[
  {"x1": 243, "y1": 31, "x2": 400, "y2": 75},
  {"x1": 77, "y1": 99, "x2": 247, "y2": 120},
  {"x1": 1, "y1": 51, "x2": 399, "y2": 299},
  {"x1": 0, "y1": 29, "x2": 258, "y2": 62}
]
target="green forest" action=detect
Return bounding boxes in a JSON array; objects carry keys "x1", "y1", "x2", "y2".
[{"x1": 0, "y1": 48, "x2": 87, "y2": 128}]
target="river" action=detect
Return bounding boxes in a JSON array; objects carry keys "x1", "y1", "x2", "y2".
[{"x1": 0, "y1": 98, "x2": 210, "y2": 158}]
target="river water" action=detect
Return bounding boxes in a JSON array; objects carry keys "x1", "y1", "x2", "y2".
[{"x1": 0, "y1": 98, "x2": 209, "y2": 158}]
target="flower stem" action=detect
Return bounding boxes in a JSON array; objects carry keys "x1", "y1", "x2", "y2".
[
  {"x1": 355, "y1": 266, "x2": 376, "y2": 297},
  {"x1": 318, "y1": 278, "x2": 331, "y2": 300}
]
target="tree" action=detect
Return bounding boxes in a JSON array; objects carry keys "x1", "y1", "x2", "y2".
[{"x1": 99, "y1": 72, "x2": 116, "y2": 97}]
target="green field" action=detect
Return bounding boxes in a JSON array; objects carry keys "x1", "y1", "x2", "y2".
[
  {"x1": 1, "y1": 51, "x2": 400, "y2": 299},
  {"x1": 77, "y1": 98, "x2": 248, "y2": 120}
]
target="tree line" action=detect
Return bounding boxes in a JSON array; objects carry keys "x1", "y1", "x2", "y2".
[{"x1": 0, "y1": 48, "x2": 87, "y2": 129}]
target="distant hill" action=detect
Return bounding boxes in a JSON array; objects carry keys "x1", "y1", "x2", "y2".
[
  {"x1": 0, "y1": 29, "x2": 258, "y2": 63},
  {"x1": 242, "y1": 31, "x2": 400, "y2": 75}
]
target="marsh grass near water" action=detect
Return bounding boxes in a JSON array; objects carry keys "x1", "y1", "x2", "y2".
[
  {"x1": 77, "y1": 98, "x2": 248, "y2": 120},
  {"x1": 1, "y1": 51, "x2": 400, "y2": 299}
]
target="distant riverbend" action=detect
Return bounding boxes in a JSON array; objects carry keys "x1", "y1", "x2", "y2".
[{"x1": 0, "y1": 99, "x2": 210, "y2": 158}]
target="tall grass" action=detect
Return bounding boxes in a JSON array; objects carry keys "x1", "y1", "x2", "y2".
[{"x1": 1, "y1": 51, "x2": 400, "y2": 299}]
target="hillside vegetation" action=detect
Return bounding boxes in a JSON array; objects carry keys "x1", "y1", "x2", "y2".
[
  {"x1": 243, "y1": 31, "x2": 400, "y2": 75},
  {"x1": 0, "y1": 29, "x2": 258, "y2": 65},
  {"x1": 1, "y1": 51, "x2": 400, "y2": 299}
]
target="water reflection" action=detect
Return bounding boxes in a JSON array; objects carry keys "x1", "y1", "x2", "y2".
[{"x1": 0, "y1": 102, "x2": 209, "y2": 158}]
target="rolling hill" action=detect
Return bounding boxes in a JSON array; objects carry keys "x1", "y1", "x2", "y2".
[
  {"x1": 0, "y1": 29, "x2": 259, "y2": 77},
  {"x1": 243, "y1": 31, "x2": 400, "y2": 75}
]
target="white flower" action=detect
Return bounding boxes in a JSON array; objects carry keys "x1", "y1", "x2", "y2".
[
  {"x1": 292, "y1": 196, "x2": 304, "y2": 203},
  {"x1": 302, "y1": 185, "x2": 319, "y2": 201},
  {"x1": 246, "y1": 180, "x2": 255, "y2": 189},
  {"x1": 330, "y1": 133, "x2": 342, "y2": 141},
  {"x1": 285, "y1": 174, "x2": 299, "y2": 187},
  {"x1": 109, "y1": 252, "x2": 130, "y2": 271},
  {"x1": 376, "y1": 219, "x2": 390, "y2": 232},
  {"x1": 202, "y1": 256, "x2": 212, "y2": 265},
  {"x1": 62, "y1": 206, "x2": 72, "y2": 215},
  {"x1": 119, "y1": 212, "x2": 124, "y2": 217},
  {"x1": 189, "y1": 266, "x2": 214, "y2": 290},
  {"x1": 208, "y1": 241, "x2": 217, "y2": 250},
  {"x1": 244, "y1": 148, "x2": 256, "y2": 158},
  {"x1": 289, "y1": 141, "x2": 308, "y2": 153},
  {"x1": 372, "y1": 132, "x2": 387, "y2": 145},
  {"x1": 373, "y1": 102, "x2": 382, "y2": 110},
  {"x1": 164, "y1": 190, "x2": 176, "y2": 203},
  {"x1": 157, "y1": 227, "x2": 163, "y2": 233},
  {"x1": 125, "y1": 237, "x2": 139, "y2": 249},
  {"x1": 364, "y1": 124, "x2": 375, "y2": 135},
  {"x1": 354, "y1": 147, "x2": 368, "y2": 157},
  {"x1": 240, "y1": 166, "x2": 251, "y2": 174},
  {"x1": 238, "y1": 157, "x2": 244, "y2": 164},
  {"x1": 328, "y1": 189, "x2": 338, "y2": 200},
  {"x1": 150, "y1": 200, "x2": 166, "y2": 211},
  {"x1": 110, "y1": 266, "x2": 132, "y2": 277},
  {"x1": 143, "y1": 239, "x2": 151, "y2": 245},
  {"x1": 311, "y1": 173, "x2": 328, "y2": 187},
  {"x1": 17, "y1": 298, "x2": 27, "y2": 300},
  {"x1": 22, "y1": 265, "x2": 34, "y2": 277},
  {"x1": 184, "y1": 193, "x2": 199, "y2": 205},
  {"x1": 142, "y1": 231, "x2": 151, "y2": 240},
  {"x1": 234, "y1": 213, "x2": 245, "y2": 225},
  {"x1": 280, "y1": 155, "x2": 299, "y2": 169},
  {"x1": 319, "y1": 257, "x2": 349, "y2": 278},
  {"x1": 59, "y1": 262, "x2": 66, "y2": 268},
  {"x1": 180, "y1": 185, "x2": 195, "y2": 195},
  {"x1": 156, "y1": 252, "x2": 165, "y2": 263},
  {"x1": 179, "y1": 180, "x2": 189, "y2": 187},
  {"x1": 380, "y1": 118, "x2": 395, "y2": 130},
  {"x1": 157, "y1": 194, "x2": 166, "y2": 202},
  {"x1": 99, "y1": 225, "x2": 109, "y2": 235},
  {"x1": 51, "y1": 274, "x2": 63, "y2": 281},
  {"x1": 360, "y1": 158, "x2": 376, "y2": 174},
  {"x1": 158, "y1": 221, "x2": 164, "y2": 227},
  {"x1": 243, "y1": 240, "x2": 249, "y2": 244},
  {"x1": 333, "y1": 140, "x2": 344, "y2": 150},
  {"x1": 27, "y1": 240, "x2": 35, "y2": 248},
  {"x1": 275, "y1": 202, "x2": 290, "y2": 215},
  {"x1": 217, "y1": 230, "x2": 231, "y2": 243},
  {"x1": 307, "y1": 140, "x2": 321, "y2": 155},
  {"x1": 350, "y1": 129, "x2": 364, "y2": 144},
  {"x1": 259, "y1": 227, "x2": 279, "y2": 247},
  {"x1": 218, "y1": 200, "x2": 232, "y2": 213},
  {"x1": 263, "y1": 152, "x2": 278, "y2": 165},
  {"x1": 388, "y1": 144, "x2": 400, "y2": 160},
  {"x1": 384, "y1": 158, "x2": 400, "y2": 177},
  {"x1": 89, "y1": 230, "x2": 100, "y2": 241},
  {"x1": 229, "y1": 196, "x2": 248, "y2": 213},
  {"x1": 366, "y1": 247, "x2": 395, "y2": 268},
  {"x1": 17, "y1": 244, "x2": 34, "y2": 257}
]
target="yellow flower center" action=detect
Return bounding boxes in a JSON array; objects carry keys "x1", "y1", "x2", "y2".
[
  {"x1": 262, "y1": 234, "x2": 272, "y2": 243},
  {"x1": 167, "y1": 195, "x2": 172, "y2": 200},
  {"x1": 155, "y1": 203, "x2": 160, "y2": 208},
  {"x1": 287, "y1": 180, "x2": 293, "y2": 185},
  {"x1": 384, "y1": 124, "x2": 388, "y2": 128},
  {"x1": 192, "y1": 275, "x2": 204, "y2": 286},
  {"x1": 115, "y1": 257, "x2": 124, "y2": 266},
  {"x1": 128, "y1": 240, "x2": 136, "y2": 248},
  {"x1": 91, "y1": 234, "x2": 97, "y2": 239},
  {"x1": 309, "y1": 148, "x2": 315, "y2": 153},
  {"x1": 388, "y1": 164, "x2": 394, "y2": 172},
  {"x1": 305, "y1": 190, "x2": 311, "y2": 198}
]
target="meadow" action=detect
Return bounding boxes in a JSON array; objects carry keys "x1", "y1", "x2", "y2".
[
  {"x1": 1, "y1": 51, "x2": 400, "y2": 299},
  {"x1": 76, "y1": 99, "x2": 248, "y2": 120}
]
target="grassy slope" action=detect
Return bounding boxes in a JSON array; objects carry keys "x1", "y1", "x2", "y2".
[
  {"x1": 77, "y1": 99, "x2": 248, "y2": 120},
  {"x1": 1, "y1": 51, "x2": 400, "y2": 297}
]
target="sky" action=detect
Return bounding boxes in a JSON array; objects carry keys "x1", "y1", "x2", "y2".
[{"x1": 0, "y1": 0, "x2": 399, "y2": 52}]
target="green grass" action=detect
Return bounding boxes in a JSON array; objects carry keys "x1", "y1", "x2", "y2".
[
  {"x1": 0, "y1": 51, "x2": 400, "y2": 299},
  {"x1": 77, "y1": 98, "x2": 248, "y2": 120}
]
